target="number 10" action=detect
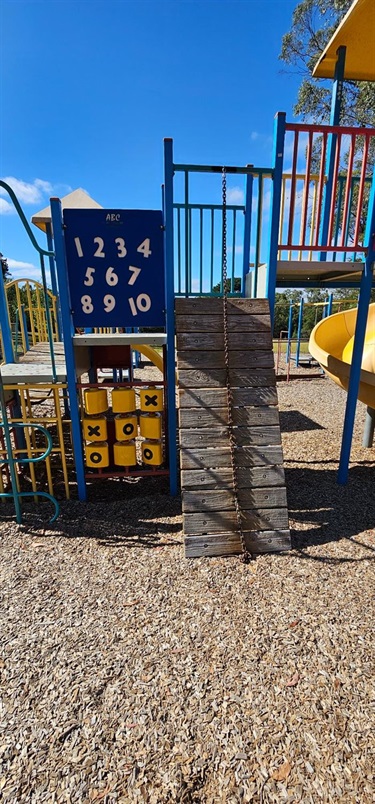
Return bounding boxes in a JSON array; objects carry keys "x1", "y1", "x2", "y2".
[{"x1": 128, "y1": 294, "x2": 151, "y2": 316}]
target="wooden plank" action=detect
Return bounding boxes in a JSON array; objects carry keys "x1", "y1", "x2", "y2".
[
  {"x1": 178, "y1": 387, "x2": 278, "y2": 408},
  {"x1": 177, "y1": 368, "x2": 275, "y2": 388},
  {"x1": 175, "y1": 313, "x2": 271, "y2": 333},
  {"x1": 179, "y1": 406, "x2": 279, "y2": 429},
  {"x1": 182, "y1": 487, "x2": 288, "y2": 513},
  {"x1": 180, "y1": 444, "x2": 284, "y2": 469},
  {"x1": 183, "y1": 508, "x2": 289, "y2": 535},
  {"x1": 184, "y1": 530, "x2": 290, "y2": 558},
  {"x1": 180, "y1": 425, "x2": 281, "y2": 449},
  {"x1": 179, "y1": 407, "x2": 228, "y2": 428},
  {"x1": 180, "y1": 466, "x2": 286, "y2": 490},
  {"x1": 175, "y1": 298, "x2": 270, "y2": 316},
  {"x1": 177, "y1": 350, "x2": 274, "y2": 370},
  {"x1": 176, "y1": 332, "x2": 272, "y2": 352}
]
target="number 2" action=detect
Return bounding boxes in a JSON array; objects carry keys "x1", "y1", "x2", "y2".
[{"x1": 93, "y1": 237, "x2": 105, "y2": 258}]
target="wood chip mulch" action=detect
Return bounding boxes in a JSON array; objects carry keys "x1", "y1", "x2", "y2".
[{"x1": 0, "y1": 376, "x2": 374, "y2": 802}]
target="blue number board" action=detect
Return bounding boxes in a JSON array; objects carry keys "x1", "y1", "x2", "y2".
[{"x1": 63, "y1": 209, "x2": 165, "y2": 328}]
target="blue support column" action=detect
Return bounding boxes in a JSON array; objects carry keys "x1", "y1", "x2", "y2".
[
  {"x1": 338, "y1": 168, "x2": 375, "y2": 484},
  {"x1": 319, "y1": 46, "x2": 346, "y2": 261},
  {"x1": 46, "y1": 222, "x2": 62, "y2": 340},
  {"x1": 327, "y1": 292, "x2": 333, "y2": 317},
  {"x1": 50, "y1": 198, "x2": 87, "y2": 501},
  {"x1": 266, "y1": 112, "x2": 286, "y2": 326},
  {"x1": 163, "y1": 139, "x2": 178, "y2": 496},
  {"x1": 242, "y1": 169, "x2": 253, "y2": 297}
]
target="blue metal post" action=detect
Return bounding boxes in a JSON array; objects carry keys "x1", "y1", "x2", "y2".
[
  {"x1": 242, "y1": 169, "x2": 253, "y2": 297},
  {"x1": 163, "y1": 139, "x2": 178, "y2": 496},
  {"x1": 338, "y1": 168, "x2": 375, "y2": 483},
  {"x1": 50, "y1": 198, "x2": 87, "y2": 501},
  {"x1": 266, "y1": 112, "x2": 286, "y2": 326},
  {"x1": 295, "y1": 297, "x2": 304, "y2": 368},
  {"x1": 46, "y1": 222, "x2": 62, "y2": 340},
  {"x1": 0, "y1": 277, "x2": 14, "y2": 363},
  {"x1": 319, "y1": 46, "x2": 346, "y2": 260},
  {"x1": 327, "y1": 292, "x2": 333, "y2": 317}
]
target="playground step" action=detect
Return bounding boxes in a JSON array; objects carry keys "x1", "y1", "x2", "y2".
[{"x1": 175, "y1": 297, "x2": 291, "y2": 558}]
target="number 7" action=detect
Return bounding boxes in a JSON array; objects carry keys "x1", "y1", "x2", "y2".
[{"x1": 128, "y1": 265, "x2": 141, "y2": 285}]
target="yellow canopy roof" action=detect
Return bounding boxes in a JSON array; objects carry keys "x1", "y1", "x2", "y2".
[{"x1": 313, "y1": 0, "x2": 375, "y2": 81}]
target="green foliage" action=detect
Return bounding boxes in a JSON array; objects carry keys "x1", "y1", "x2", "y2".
[
  {"x1": 280, "y1": 0, "x2": 375, "y2": 134},
  {"x1": 211, "y1": 277, "x2": 242, "y2": 294}
]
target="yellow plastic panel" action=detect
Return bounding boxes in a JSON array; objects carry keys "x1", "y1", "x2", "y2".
[
  {"x1": 83, "y1": 416, "x2": 108, "y2": 442},
  {"x1": 112, "y1": 388, "x2": 136, "y2": 413},
  {"x1": 114, "y1": 414, "x2": 138, "y2": 441},
  {"x1": 142, "y1": 440, "x2": 163, "y2": 466},
  {"x1": 84, "y1": 388, "x2": 108, "y2": 415},
  {"x1": 113, "y1": 440, "x2": 137, "y2": 467},
  {"x1": 139, "y1": 387, "x2": 163, "y2": 412},
  {"x1": 139, "y1": 413, "x2": 162, "y2": 440},
  {"x1": 85, "y1": 441, "x2": 110, "y2": 468}
]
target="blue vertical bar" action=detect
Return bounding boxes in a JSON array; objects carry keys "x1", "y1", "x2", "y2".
[
  {"x1": 242, "y1": 169, "x2": 253, "y2": 297},
  {"x1": 295, "y1": 297, "x2": 304, "y2": 367},
  {"x1": 0, "y1": 277, "x2": 14, "y2": 363},
  {"x1": 266, "y1": 112, "x2": 286, "y2": 326},
  {"x1": 0, "y1": 373, "x2": 22, "y2": 523},
  {"x1": 327, "y1": 292, "x2": 333, "y2": 317},
  {"x1": 46, "y1": 222, "x2": 62, "y2": 340},
  {"x1": 338, "y1": 167, "x2": 375, "y2": 484},
  {"x1": 184, "y1": 172, "x2": 189, "y2": 296},
  {"x1": 163, "y1": 139, "x2": 178, "y2": 496},
  {"x1": 50, "y1": 198, "x2": 87, "y2": 501},
  {"x1": 319, "y1": 46, "x2": 346, "y2": 261}
]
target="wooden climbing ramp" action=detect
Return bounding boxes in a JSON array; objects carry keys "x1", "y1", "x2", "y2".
[{"x1": 175, "y1": 298, "x2": 291, "y2": 558}]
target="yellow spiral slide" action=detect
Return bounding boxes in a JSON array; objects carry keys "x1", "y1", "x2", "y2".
[{"x1": 309, "y1": 304, "x2": 375, "y2": 409}]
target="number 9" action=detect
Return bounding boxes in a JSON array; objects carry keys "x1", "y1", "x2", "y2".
[{"x1": 103, "y1": 294, "x2": 116, "y2": 313}]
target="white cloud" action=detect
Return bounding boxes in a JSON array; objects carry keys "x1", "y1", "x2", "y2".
[
  {"x1": 0, "y1": 198, "x2": 14, "y2": 214},
  {"x1": 250, "y1": 131, "x2": 259, "y2": 141},
  {"x1": 227, "y1": 186, "x2": 244, "y2": 204},
  {"x1": 0, "y1": 177, "x2": 73, "y2": 214},
  {"x1": 6, "y1": 258, "x2": 50, "y2": 284},
  {"x1": 0, "y1": 177, "x2": 52, "y2": 205}
]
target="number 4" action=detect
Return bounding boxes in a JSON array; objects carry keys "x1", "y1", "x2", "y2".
[{"x1": 137, "y1": 238, "x2": 152, "y2": 258}]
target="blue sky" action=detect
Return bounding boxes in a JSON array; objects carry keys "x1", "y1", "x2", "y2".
[{"x1": 1, "y1": 0, "x2": 302, "y2": 280}]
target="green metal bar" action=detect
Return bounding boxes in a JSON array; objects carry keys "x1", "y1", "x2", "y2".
[{"x1": 0, "y1": 181, "x2": 54, "y2": 257}]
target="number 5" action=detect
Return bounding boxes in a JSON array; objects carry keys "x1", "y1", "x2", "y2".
[{"x1": 84, "y1": 267, "x2": 95, "y2": 286}]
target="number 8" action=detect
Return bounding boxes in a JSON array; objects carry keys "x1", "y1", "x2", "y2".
[{"x1": 81, "y1": 295, "x2": 94, "y2": 314}]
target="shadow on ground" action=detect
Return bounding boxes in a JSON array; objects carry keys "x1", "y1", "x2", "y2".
[
  {"x1": 285, "y1": 463, "x2": 375, "y2": 560},
  {"x1": 279, "y1": 410, "x2": 325, "y2": 432}
]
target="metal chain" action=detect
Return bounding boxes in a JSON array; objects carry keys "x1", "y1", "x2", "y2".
[{"x1": 221, "y1": 168, "x2": 251, "y2": 564}]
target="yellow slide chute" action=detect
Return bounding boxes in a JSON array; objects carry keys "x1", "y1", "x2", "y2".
[
  {"x1": 309, "y1": 303, "x2": 375, "y2": 408},
  {"x1": 137, "y1": 344, "x2": 164, "y2": 373}
]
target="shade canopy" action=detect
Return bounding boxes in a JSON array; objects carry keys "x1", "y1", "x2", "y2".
[
  {"x1": 32, "y1": 188, "x2": 102, "y2": 232},
  {"x1": 313, "y1": 0, "x2": 375, "y2": 81}
]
